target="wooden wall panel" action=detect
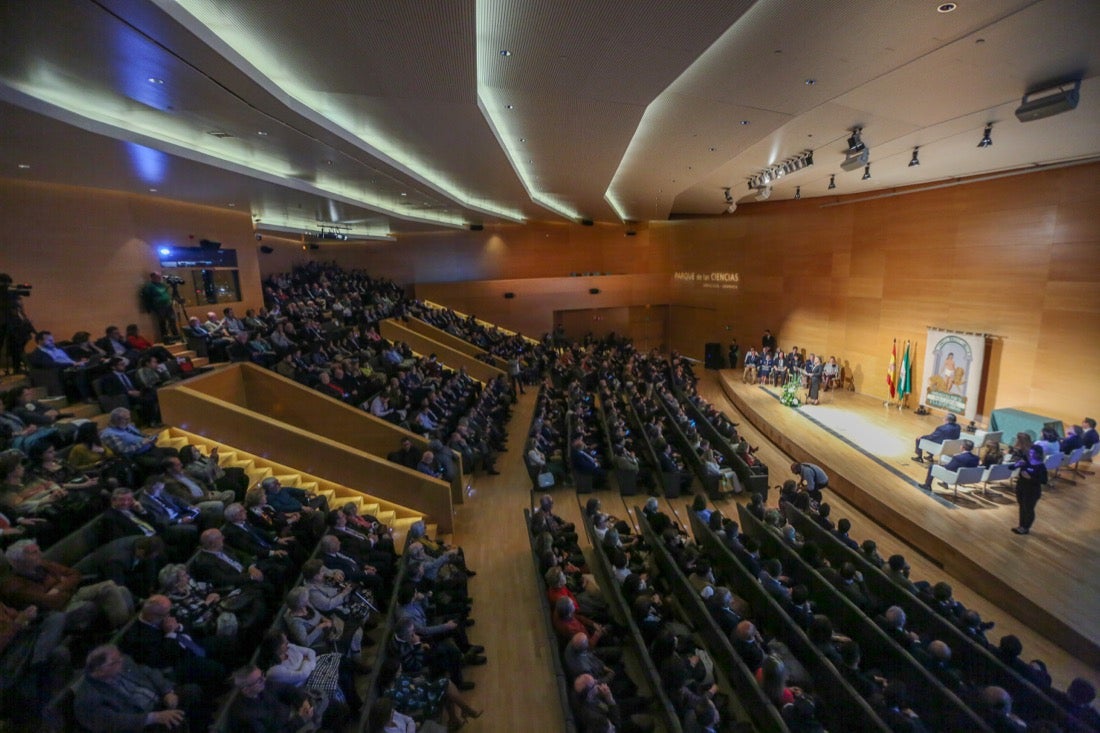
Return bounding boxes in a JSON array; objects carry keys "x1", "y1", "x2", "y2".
[
  {"x1": 379, "y1": 319, "x2": 505, "y2": 384},
  {"x1": 0, "y1": 179, "x2": 263, "y2": 342},
  {"x1": 658, "y1": 162, "x2": 1100, "y2": 423}
]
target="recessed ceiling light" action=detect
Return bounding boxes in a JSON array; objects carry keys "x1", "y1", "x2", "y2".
[
  {"x1": 937, "y1": 2, "x2": 957, "y2": 12},
  {"x1": 228, "y1": 203, "x2": 236, "y2": 207},
  {"x1": 519, "y1": 138, "x2": 526, "y2": 142},
  {"x1": 709, "y1": 147, "x2": 717, "y2": 152},
  {"x1": 506, "y1": 104, "x2": 514, "y2": 109},
  {"x1": 324, "y1": 159, "x2": 333, "y2": 165},
  {"x1": 975, "y1": 37, "x2": 985, "y2": 44},
  {"x1": 400, "y1": 192, "x2": 407, "y2": 197},
  {"x1": 147, "y1": 77, "x2": 164, "y2": 84},
  {"x1": 17, "y1": 163, "x2": 30, "y2": 169},
  {"x1": 740, "y1": 120, "x2": 750, "y2": 126},
  {"x1": 257, "y1": 130, "x2": 268, "y2": 136},
  {"x1": 499, "y1": 49, "x2": 511, "y2": 57},
  {"x1": 148, "y1": 188, "x2": 157, "y2": 192},
  {"x1": 805, "y1": 79, "x2": 816, "y2": 85}
]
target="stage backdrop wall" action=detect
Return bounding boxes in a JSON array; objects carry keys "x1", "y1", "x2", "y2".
[{"x1": 659, "y1": 162, "x2": 1100, "y2": 424}]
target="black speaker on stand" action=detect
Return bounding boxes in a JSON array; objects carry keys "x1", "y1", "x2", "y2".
[{"x1": 704, "y1": 342, "x2": 724, "y2": 370}]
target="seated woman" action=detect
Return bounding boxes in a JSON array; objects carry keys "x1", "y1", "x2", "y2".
[
  {"x1": 159, "y1": 563, "x2": 264, "y2": 657},
  {"x1": 1033, "y1": 427, "x2": 1062, "y2": 459},
  {"x1": 0, "y1": 449, "x2": 71, "y2": 522},
  {"x1": 179, "y1": 443, "x2": 247, "y2": 499},
  {"x1": 257, "y1": 629, "x2": 355, "y2": 726},
  {"x1": 123, "y1": 323, "x2": 173, "y2": 363},
  {"x1": 377, "y1": 657, "x2": 480, "y2": 731},
  {"x1": 822, "y1": 356, "x2": 840, "y2": 391},
  {"x1": 284, "y1": 586, "x2": 364, "y2": 661},
  {"x1": 65, "y1": 422, "x2": 114, "y2": 473}
]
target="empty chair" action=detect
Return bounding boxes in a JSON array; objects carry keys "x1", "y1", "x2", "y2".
[
  {"x1": 930, "y1": 464, "x2": 985, "y2": 501},
  {"x1": 979, "y1": 463, "x2": 1015, "y2": 496}
]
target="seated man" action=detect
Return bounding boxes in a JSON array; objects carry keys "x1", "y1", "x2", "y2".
[
  {"x1": 920, "y1": 438, "x2": 978, "y2": 490},
  {"x1": 1, "y1": 539, "x2": 133, "y2": 630},
  {"x1": 221, "y1": 502, "x2": 297, "y2": 582},
  {"x1": 120, "y1": 595, "x2": 226, "y2": 695},
  {"x1": 98, "y1": 408, "x2": 175, "y2": 473},
  {"x1": 191, "y1": 528, "x2": 278, "y2": 603},
  {"x1": 95, "y1": 325, "x2": 142, "y2": 364},
  {"x1": 571, "y1": 437, "x2": 607, "y2": 488},
  {"x1": 161, "y1": 455, "x2": 231, "y2": 526},
  {"x1": 319, "y1": 534, "x2": 384, "y2": 596},
  {"x1": 228, "y1": 664, "x2": 323, "y2": 733},
  {"x1": 74, "y1": 643, "x2": 207, "y2": 733},
  {"x1": 98, "y1": 357, "x2": 161, "y2": 427},
  {"x1": 913, "y1": 412, "x2": 960, "y2": 463},
  {"x1": 138, "y1": 475, "x2": 201, "y2": 551},
  {"x1": 26, "y1": 330, "x2": 95, "y2": 401},
  {"x1": 185, "y1": 316, "x2": 231, "y2": 362},
  {"x1": 73, "y1": 535, "x2": 165, "y2": 600},
  {"x1": 1083, "y1": 417, "x2": 1099, "y2": 448}
]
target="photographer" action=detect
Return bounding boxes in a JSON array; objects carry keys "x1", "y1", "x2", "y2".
[{"x1": 139, "y1": 272, "x2": 181, "y2": 344}]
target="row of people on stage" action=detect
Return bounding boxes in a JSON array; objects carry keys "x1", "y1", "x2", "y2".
[{"x1": 743, "y1": 348, "x2": 840, "y2": 388}]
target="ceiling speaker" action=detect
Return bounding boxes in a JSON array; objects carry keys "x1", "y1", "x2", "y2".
[
  {"x1": 1015, "y1": 80, "x2": 1081, "y2": 122},
  {"x1": 259, "y1": 245, "x2": 274, "y2": 254},
  {"x1": 503, "y1": 292, "x2": 515, "y2": 299},
  {"x1": 589, "y1": 288, "x2": 600, "y2": 295}
]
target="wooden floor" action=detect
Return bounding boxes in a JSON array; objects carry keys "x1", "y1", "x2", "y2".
[{"x1": 706, "y1": 370, "x2": 1100, "y2": 680}]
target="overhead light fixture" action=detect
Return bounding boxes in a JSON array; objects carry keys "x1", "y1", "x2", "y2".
[
  {"x1": 723, "y1": 187, "x2": 736, "y2": 214},
  {"x1": 1015, "y1": 79, "x2": 1081, "y2": 122},
  {"x1": 909, "y1": 147, "x2": 921, "y2": 167},
  {"x1": 17, "y1": 163, "x2": 30, "y2": 169},
  {"x1": 937, "y1": 2, "x2": 957, "y2": 12},
  {"x1": 499, "y1": 49, "x2": 511, "y2": 57},
  {"x1": 795, "y1": 186, "x2": 801, "y2": 200},
  {"x1": 755, "y1": 186, "x2": 772, "y2": 201},
  {"x1": 862, "y1": 164, "x2": 871, "y2": 180},
  {"x1": 841, "y1": 127, "x2": 870, "y2": 171},
  {"x1": 747, "y1": 150, "x2": 814, "y2": 191},
  {"x1": 977, "y1": 123, "x2": 993, "y2": 148},
  {"x1": 828, "y1": 174, "x2": 836, "y2": 190}
]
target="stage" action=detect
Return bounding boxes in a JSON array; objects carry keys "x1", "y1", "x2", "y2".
[{"x1": 715, "y1": 370, "x2": 1100, "y2": 669}]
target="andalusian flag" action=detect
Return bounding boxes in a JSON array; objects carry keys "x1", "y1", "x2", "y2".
[
  {"x1": 898, "y1": 340, "x2": 913, "y2": 399},
  {"x1": 887, "y1": 339, "x2": 897, "y2": 398}
]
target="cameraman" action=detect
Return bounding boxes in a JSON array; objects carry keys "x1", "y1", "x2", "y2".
[{"x1": 139, "y1": 272, "x2": 181, "y2": 344}]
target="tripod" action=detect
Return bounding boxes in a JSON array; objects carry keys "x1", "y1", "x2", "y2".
[{"x1": 170, "y1": 284, "x2": 189, "y2": 336}]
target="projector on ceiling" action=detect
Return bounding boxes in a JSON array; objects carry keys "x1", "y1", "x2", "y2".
[
  {"x1": 1015, "y1": 80, "x2": 1080, "y2": 122},
  {"x1": 840, "y1": 148, "x2": 870, "y2": 172}
]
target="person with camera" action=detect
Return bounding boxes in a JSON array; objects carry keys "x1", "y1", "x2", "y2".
[{"x1": 140, "y1": 272, "x2": 181, "y2": 344}]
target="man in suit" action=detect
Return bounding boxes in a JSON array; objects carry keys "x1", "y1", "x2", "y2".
[
  {"x1": 319, "y1": 534, "x2": 384, "y2": 596},
  {"x1": 119, "y1": 595, "x2": 226, "y2": 695},
  {"x1": 74, "y1": 644, "x2": 207, "y2": 733},
  {"x1": 221, "y1": 502, "x2": 296, "y2": 582},
  {"x1": 191, "y1": 528, "x2": 277, "y2": 603},
  {"x1": 658, "y1": 442, "x2": 692, "y2": 493},
  {"x1": 100, "y1": 487, "x2": 195, "y2": 564},
  {"x1": 920, "y1": 438, "x2": 979, "y2": 490},
  {"x1": 913, "y1": 412, "x2": 961, "y2": 463},
  {"x1": 26, "y1": 330, "x2": 97, "y2": 401},
  {"x1": 137, "y1": 477, "x2": 199, "y2": 558},
  {"x1": 1083, "y1": 417, "x2": 1099, "y2": 448},
  {"x1": 72, "y1": 535, "x2": 165, "y2": 600},
  {"x1": 98, "y1": 356, "x2": 161, "y2": 426},
  {"x1": 571, "y1": 437, "x2": 607, "y2": 488}
]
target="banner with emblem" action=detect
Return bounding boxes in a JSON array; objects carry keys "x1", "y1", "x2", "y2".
[{"x1": 919, "y1": 328, "x2": 985, "y2": 420}]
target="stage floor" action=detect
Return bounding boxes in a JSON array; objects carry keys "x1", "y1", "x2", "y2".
[{"x1": 715, "y1": 370, "x2": 1100, "y2": 669}]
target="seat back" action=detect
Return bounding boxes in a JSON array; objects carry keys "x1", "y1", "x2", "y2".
[
  {"x1": 955, "y1": 466, "x2": 985, "y2": 486},
  {"x1": 977, "y1": 430, "x2": 1003, "y2": 447},
  {"x1": 982, "y1": 464, "x2": 1014, "y2": 483},
  {"x1": 938, "y1": 438, "x2": 966, "y2": 460},
  {"x1": 1042, "y1": 453, "x2": 1063, "y2": 473}
]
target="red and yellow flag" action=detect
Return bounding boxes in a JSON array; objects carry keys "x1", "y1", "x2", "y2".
[{"x1": 887, "y1": 339, "x2": 897, "y2": 398}]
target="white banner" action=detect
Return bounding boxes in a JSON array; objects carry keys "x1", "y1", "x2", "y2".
[{"x1": 919, "y1": 328, "x2": 985, "y2": 420}]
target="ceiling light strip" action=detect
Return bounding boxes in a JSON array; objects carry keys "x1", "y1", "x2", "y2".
[
  {"x1": 154, "y1": 0, "x2": 525, "y2": 224},
  {"x1": 0, "y1": 82, "x2": 465, "y2": 230}
]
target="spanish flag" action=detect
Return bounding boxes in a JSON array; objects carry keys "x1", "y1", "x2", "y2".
[{"x1": 887, "y1": 339, "x2": 897, "y2": 398}]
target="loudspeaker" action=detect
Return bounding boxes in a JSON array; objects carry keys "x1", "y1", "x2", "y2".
[
  {"x1": 199, "y1": 239, "x2": 222, "y2": 250},
  {"x1": 259, "y1": 245, "x2": 274, "y2": 254},
  {"x1": 503, "y1": 292, "x2": 515, "y2": 299},
  {"x1": 589, "y1": 288, "x2": 600, "y2": 295},
  {"x1": 580, "y1": 219, "x2": 593, "y2": 226},
  {"x1": 1015, "y1": 80, "x2": 1081, "y2": 122},
  {"x1": 704, "y1": 342, "x2": 724, "y2": 370},
  {"x1": 469, "y1": 224, "x2": 484, "y2": 231}
]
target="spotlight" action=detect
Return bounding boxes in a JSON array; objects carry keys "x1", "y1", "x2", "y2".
[
  {"x1": 795, "y1": 186, "x2": 801, "y2": 200},
  {"x1": 846, "y1": 128, "x2": 865, "y2": 154},
  {"x1": 862, "y1": 164, "x2": 871, "y2": 180},
  {"x1": 755, "y1": 186, "x2": 772, "y2": 201},
  {"x1": 828, "y1": 174, "x2": 836, "y2": 190},
  {"x1": 909, "y1": 147, "x2": 920, "y2": 167},
  {"x1": 977, "y1": 123, "x2": 993, "y2": 148}
]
